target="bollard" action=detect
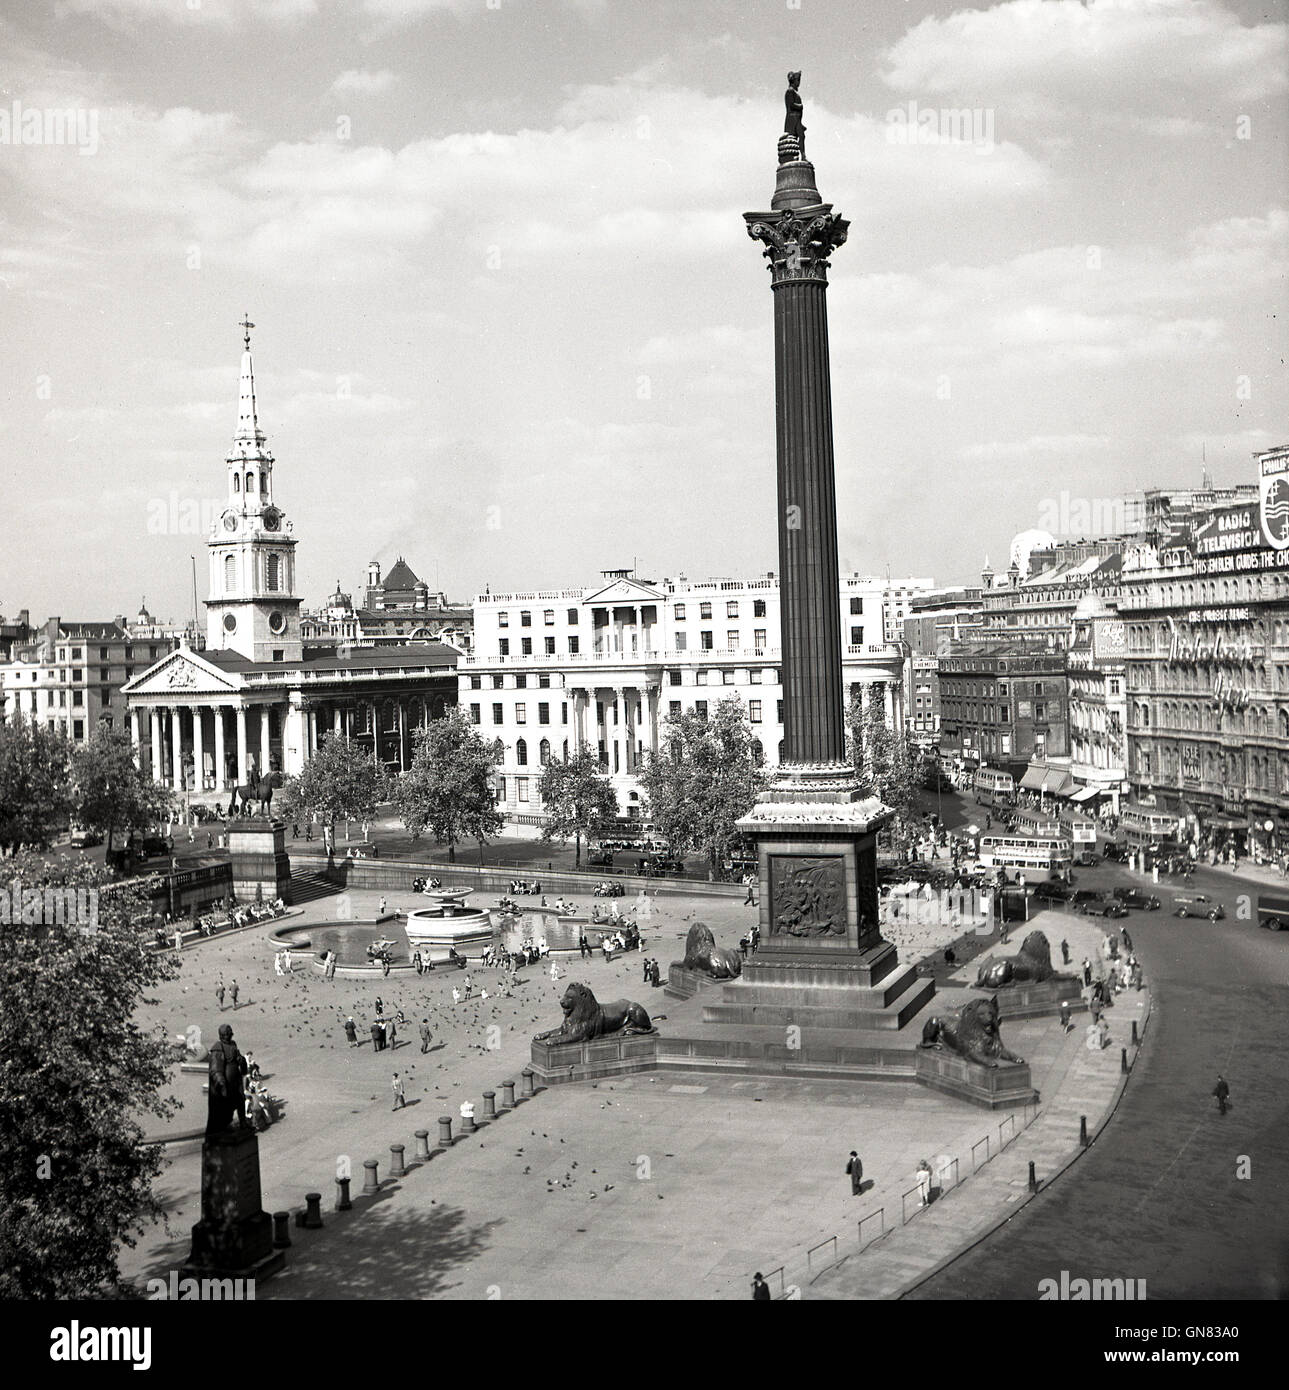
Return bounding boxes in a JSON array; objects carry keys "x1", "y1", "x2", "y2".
[
  {"x1": 363, "y1": 1158, "x2": 379, "y2": 1194},
  {"x1": 521, "y1": 1068, "x2": 535, "y2": 1098},
  {"x1": 1121, "y1": 1047, "x2": 1129, "y2": 1074},
  {"x1": 438, "y1": 1115, "x2": 454, "y2": 1147},
  {"x1": 1027, "y1": 1161, "x2": 1037, "y2": 1193},
  {"x1": 303, "y1": 1192, "x2": 324, "y2": 1228},
  {"x1": 1079, "y1": 1114, "x2": 1088, "y2": 1147},
  {"x1": 335, "y1": 1176, "x2": 352, "y2": 1211},
  {"x1": 390, "y1": 1143, "x2": 406, "y2": 1177},
  {"x1": 1131, "y1": 1020, "x2": 1139, "y2": 1045},
  {"x1": 272, "y1": 1210, "x2": 292, "y2": 1248},
  {"x1": 460, "y1": 1101, "x2": 476, "y2": 1135},
  {"x1": 483, "y1": 1090, "x2": 497, "y2": 1119},
  {"x1": 414, "y1": 1129, "x2": 430, "y2": 1160},
  {"x1": 502, "y1": 1079, "x2": 516, "y2": 1109}
]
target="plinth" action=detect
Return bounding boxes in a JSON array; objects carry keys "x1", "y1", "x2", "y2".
[
  {"x1": 182, "y1": 1125, "x2": 284, "y2": 1281},
  {"x1": 227, "y1": 818, "x2": 291, "y2": 905}
]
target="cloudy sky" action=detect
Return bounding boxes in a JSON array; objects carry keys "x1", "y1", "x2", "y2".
[{"x1": 1, "y1": 0, "x2": 1285, "y2": 626}]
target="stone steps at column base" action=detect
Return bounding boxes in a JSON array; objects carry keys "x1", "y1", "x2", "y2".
[
  {"x1": 701, "y1": 971, "x2": 935, "y2": 1030},
  {"x1": 655, "y1": 1026, "x2": 919, "y2": 1082}
]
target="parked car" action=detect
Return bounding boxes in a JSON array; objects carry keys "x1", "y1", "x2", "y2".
[
  {"x1": 1171, "y1": 894, "x2": 1225, "y2": 921},
  {"x1": 587, "y1": 847, "x2": 614, "y2": 867},
  {"x1": 1033, "y1": 881, "x2": 1076, "y2": 904},
  {"x1": 138, "y1": 834, "x2": 175, "y2": 858},
  {"x1": 1112, "y1": 887, "x2": 1161, "y2": 911},
  {"x1": 1256, "y1": 893, "x2": 1289, "y2": 933},
  {"x1": 1072, "y1": 849, "x2": 1100, "y2": 867},
  {"x1": 1077, "y1": 894, "x2": 1128, "y2": 919}
]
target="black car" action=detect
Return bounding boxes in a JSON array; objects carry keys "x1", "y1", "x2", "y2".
[
  {"x1": 1033, "y1": 880, "x2": 1075, "y2": 904},
  {"x1": 1112, "y1": 887, "x2": 1161, "y2": 911},
  {"x1": 1076, "y1": 894, "x2": 1128, "y2": 919},
  {"x1": 1102, "y1": 841, "x2": 1130, "y2": 863},
  {"x1": 138, "y1": 834, "x2": 174, "y2": 858},
  {"x1": 1072, "y1": 849, "x2": 1100, "y2": 867},
  {"x1": 1258, "y1": 894, "x2": 1289, "y2": 932}
]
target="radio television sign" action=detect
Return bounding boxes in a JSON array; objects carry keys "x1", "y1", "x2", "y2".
[{"x1": 1260, "y1": 447, "x2": 1289, "y2": 550}]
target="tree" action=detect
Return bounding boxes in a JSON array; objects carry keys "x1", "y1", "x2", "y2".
[
  {"x1": 856, "y1": 696, "x2": 923, "y2": 850},
  {"x1": 0, "y1": 853, "x2": 179, "y2": 1296},
  {"x1": 279, "y1": 737, "x2": 388, "y2": 849},
  {"x1": 391, "y1": 709, "x2": 504, "y2": 863},
  {"x1": 71, "y1": 724, "x2": 173, "y2": 856},
  {"x1": 537, "y1": 748, "x2": 619, "y2": 866},
  {"x1": 638, "y1": 695, "x2": 766, "y2": 878},
  {"x1": 0, "y1": 720, "x2": 74, "y2": 855}
]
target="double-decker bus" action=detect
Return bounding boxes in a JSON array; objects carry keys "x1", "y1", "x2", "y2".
[
  {"x1": 1009, "y1": 809, "x2": 1063, "y2": 839},
  {"x1": 976, "y1": 834, "x2": 1073, "y2": 879},
  {"x1": 1120, "y1": 805, "x2": 1183, "y2": 850},
  {"x1": 974, "y1": 767, "x2": 1016, "y2": 807},
  {"x1": 1058, "y1": 810, "x2": 1098, "y2": 848}
]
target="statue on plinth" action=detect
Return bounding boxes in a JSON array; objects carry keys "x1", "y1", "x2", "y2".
[
  {"x1": 681, "y1": 921, "x2": 742, "y2": 979},
  {"x1": 919, "y1": 996, "x2": 1025, "y2": 1068},
  {"x1": 783, "y1": 70, "x2": 806, "y2": 158},
  {"x1": 206, "y1": 1023, "x2": 249, "y2": 1136},
  {"x1": 975, "y1": 930, "x2": 1063, "y2": 989},
  {"x1": 534, "y1": 982, "x2": 653, "y2": 1045}
]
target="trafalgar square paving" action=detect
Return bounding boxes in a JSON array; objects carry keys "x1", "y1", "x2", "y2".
[{"x1": 117, "y1": 880, "x2": 1139, "y2": 1300}]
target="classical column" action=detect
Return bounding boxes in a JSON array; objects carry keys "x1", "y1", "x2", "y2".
[
  {"x1": 192, "y1": 705, "x2": 205, "y2": 792},
  {"x1": 646, "y1": 685, "x2": 660, "y2": 755},
  {"x1": 213, "y1": 707, "x2": 227, "y2": 792},
  {"x1": 333, "y1": 706, "x2": 342, "y2": 738},
  {"x1": 613, "y1": 687, "x2": 624, "y2": 774},
  {"x1": 398, "y1": 701, "x2": 407, "y2": 772},
  {"x1": 236, "y1": 706, "x2": 249, "y2": 783},
  {"x1": 259, "y1": 705, "x2": 271, "y2": 774},
  {"x1": 149, "y1": 709, "x2": 162, "y2": 782},
  {"x1": 129, "y1": 708, "x2": 141, "y2": 769},
  {"x1": 170, "y1": 707, "x2": 184, "y2": 792},
  {"x1": 745, "y1": 141, "x2": 850, "y2": 769},
  {"x1": 307, "y1": 707, "x2": 317, "y2": 755}
]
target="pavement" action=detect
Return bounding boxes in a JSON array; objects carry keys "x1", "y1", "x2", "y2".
[{"x1": 114, "y1": 870, "x2": 1147, "y2": 1300}]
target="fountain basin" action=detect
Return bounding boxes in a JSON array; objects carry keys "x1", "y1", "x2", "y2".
[{"x1": 406, "y1": 887, "x2": 494, "y2": 960}]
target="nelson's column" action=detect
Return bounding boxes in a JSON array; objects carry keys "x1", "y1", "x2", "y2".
[{"x1": 728, "y1": 76, "x2": 933, "y2": 1034}]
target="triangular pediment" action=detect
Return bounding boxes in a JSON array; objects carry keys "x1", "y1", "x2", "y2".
[
  {"x1": 121, "y1": 649, "x2": 243, "y2": 697},
  {"x1": 582, "y1": 578, "x2": 664, "y2": 605}
]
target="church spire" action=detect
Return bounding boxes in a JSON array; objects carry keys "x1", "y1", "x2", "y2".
[{"x1": 233, "y1": 314, "x2": 267, "y2": 453}]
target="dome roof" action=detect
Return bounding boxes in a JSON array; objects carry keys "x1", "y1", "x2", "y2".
[{"x1": 1073, "y1": 592, "x2": 1111, "y2": 620}]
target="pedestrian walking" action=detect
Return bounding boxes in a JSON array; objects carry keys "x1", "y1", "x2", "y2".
[
  {"x1": 207, "y1": 832, "x2": 213, "y2": 849},
  {"x1": 1060, "y1": 938, "x2": 1070, "y2": 966},
  {"x1": 1213, "y1": 1074, "x2": 1230, "y2": 1115},
  {"x1": 391, "y1": 1072, "x2": 406, "y2": 1110},
  {"x1": 216, "y1": 981, "x2": 226, "y2": 1010},
  {"x1": 413, "y1": 950, "x2": 424, "y2": 975},
  {"x1": 229, "y1": 980, "x2": 239, "y2": 1009},
  {"x1": 1059, "y1": 999, "x2": 1071, "y2": 1033},
  {"x1": 420, "y1": 1018, "x2": 432, "y2": 1053},
  {"x1": 743, "y1": 875, "x2": 755, "y2": 907},
  {"x1": 1121, "y1": 926, "x2": 1133, "y2": 953},
  {"x1": 382, "y1": 954, "x2": 391, "y2": 978},
  {"x1": 1082, "y1": 959, "x2": 1092, "y2": 987},
  {"x1": 846, "y1": 1151, "x2": 863, "y2": 1196},
  {"x1": 344, "y1": 1016, "x2": 358, "y2": 1046},
  {"x1": 642, "y1": 956, "x2": 652, "y2": 984},
  {"x1": 751, "y1": 1272, "x2": 771, "y2": 1301},
  {"x1": 369, "y1": 1022, "x2": 381, "y2": 1050},
  {"x1": 916, "y1": 1160, "x2": 932, "y2": 1207},
  {"x1": 464, "y1": 974, "x2": 473, "y2": 1001},
  {"x1": 378, "y1": 896, "x2": 388, "y2": 917},
  {"x1": 650, "y1": 960, "x2": 661, "y2": 988}
]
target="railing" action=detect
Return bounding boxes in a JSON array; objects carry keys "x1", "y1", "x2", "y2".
[{"x1": 805, "y1": 1235, "x2": 838, "y2": 1275}]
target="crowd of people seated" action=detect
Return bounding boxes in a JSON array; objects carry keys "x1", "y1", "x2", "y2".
[
  {"x1": 593, "y1": 881, "x2": 625, "y2": 898},
  {"x1": 152, "y1": 896, "x2": 288, "y2": 946},
  {"x1": 411, "y1": 876, "x2": 444, "y2": 893},
  {"x1": 509, "y1": 879, "x2": 543, "y2": 896}
]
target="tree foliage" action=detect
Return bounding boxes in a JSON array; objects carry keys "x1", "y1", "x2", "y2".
[
  {"x1": 537, "y1": 748, "x2": 619, "y2": 866},
  {"x1": 854, "y1": 694, "x2": 924, "y2": 846},
  {"x1": 0, "y1": 720, "x2": 74, "y2": 855},
  {"x1": 71, "y1": 724, "x2": 173, "y2": 853},
  {"x1": 0, "y1": 853, "x2": 179, "y2": 1297},
  {"x1": 279, "y1": 736, "x2": 388, "y2": 842},
  {"x1": 638, "y1": 696, "x2": 766, "y2": 876},
  {"x1": 390, "y1": 710, "x2": 504, "y2": 863}
]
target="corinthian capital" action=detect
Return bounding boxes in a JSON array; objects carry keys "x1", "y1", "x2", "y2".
[{"x1": 744, "y1": 206, "x2": 849, "y2": 285}]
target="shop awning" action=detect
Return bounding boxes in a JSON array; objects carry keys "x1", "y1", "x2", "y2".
[
  {"x1": 1206, "y1": 813, "x2": 1247, "y2": 829},
  {"x1": 1020, "y1": 763, "x2": 1074, "y2": 796},
  {"x1": 1019, "y1": 765, "x2": 1047, "y2": 791},
  {"x1": 1070, "y1": 785, "x2": 1100, "y2": 804}
]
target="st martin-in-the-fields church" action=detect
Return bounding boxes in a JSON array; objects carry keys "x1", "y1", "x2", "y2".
[{"x1": 122, "y1": 322, "x2": 457, "y2": 796}]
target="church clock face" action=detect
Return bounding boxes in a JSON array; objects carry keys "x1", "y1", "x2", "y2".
[
  {"x1": 222, "y1": 511, "x2": 238, "y2": 533},
  {"x1": 268, "y1": 610, "x2": 286, "y2": 635},
  {"x1": 223, "y1": 613, "x2": 237, "y2": 633},
  {"x1": 262, "y1": 507, "x2": 281, "y2": 532}
]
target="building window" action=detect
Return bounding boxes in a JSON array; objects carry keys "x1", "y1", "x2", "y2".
[
  {"x1": 520, "y1": 611, "x2": 532, "y2": 627},
  {"x1": 750, "y1": 669, "x2": 762, "y2": 684},
  {"x1": 538, "y1": 702, "x2": 550, "y2": 724},
  {"x1": 518, "y1": 777, "x2": 529, "y2": 801},
  {"x1": 544, "y1": 610, "x2": 554, "y2": 625},
  {"x1": 224, "y1": 555, "x2": 236, "y2": 592},
  {"x1": 492, "y1": 674, "x2": 504, "y2": 689},
  {"x1": 499, "y1": 638, "x2": 510, "y2": 656},
  {"x1": 495, "y1": 776, "x2": 506, "y2": 803},
  {"x1": 749, "y1": 700, "x2": 762, "y2": 723},
  {"x1": 470, "y1": 674, "x2": 482, "y2": 689},
  {"x1": 850, "y1": 597, "x2": 863, "y2": 614},
  {"x1": 700, "y1": 631, "x2": 713, "y2": 650},
  {"x1": 469, "y1": 703, "x2": 481, "y2": 724},
  {"x1": 753, "y1": 630, "x2": 766, "y2": 652},
  {"x1": 73, "y1": 720, "x2": 84, "y2": 739},
  {"x1": 498, "y1": 612, "x2": 509, "y2": 627},
  {"x1": 544, "y1": 636, "x2": 556, "y2": 655},
  {"x1": 668, "y1": 671, "x2": 682, "y2": 686},
  {"x1": 516, "y1": 738, "x2": 528, "y2": 766},
  {"x1": 515, "y1": 674, "x2": 527, "y2": 689},
  {"x1": 695, "y1": 700, "x2": 708, "y2": 718},
  {"x1": 99, "y1": 668, "x2": 108, "y2": 682},
  {"x1": 777, "y1": 700, "x2": 784, "y2": 722},
  {"x1": 1034, "y1": 702, "x2": 1046, "y2": 720},
  {"x1": 727, "y1": 601, "x2": 739, "y2": 619},
  {"x1": 492, "y1": 703, "x2": 503, "y2": 725},
  {"x1": 539, "y1": 738, "x2": 551, "y2": 765},
  {"x1": 561, "y1": 704, "x2": 568, "y2": 723},
  {"x1": 99, "y1": 647, "x2": 108, "y2": 660},
  {"x1": 700, "y1": 602, "x2": 712, "y2": 620},
  {"x1": 567, "y1": 609, "x2": 579, "y2": 624},
  {"x1": 538, "y1": 674, "x2": 551, "y2": 688},
  {"x1": 515, "y1": 703, "x2": 527, "y2": 725},
  {"x1": 72, "y1": 690, "x2": 83, "y2": 706},
  {"x1": 675, "y1": 631, "x2": 687, "y2": 651},
  {"x1": 266, "y1": 553, "x2": 281, "y2": 591},
  {"x1": 754, "y1": 599, "x2": 766, "y2": 617},
  {"x1": 696, "y1": 670, "x2": 707, "y2": 686},
  {"x1": 521, "y1": 638, "x2": 532, "y2": 655},
  {"x1": 674, "y1": 604, "x2": 686, "y2": 621},
  {"x1": 568, "y1": 635, "x2": 580, "y2": 654},
  {"x1": 723, "y1": 670, "x2": 735, "y2": 685},
  {"x1": 727, "y1": 630, "x2": 738, "y2": 650},
  {"x1": 669, "y1": 700, "x2": 681, "y2": 717}
]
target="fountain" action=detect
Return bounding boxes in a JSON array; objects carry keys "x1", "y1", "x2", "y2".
[{"x1": 405, "y1": 888, "x2": 495, "y2": 960}]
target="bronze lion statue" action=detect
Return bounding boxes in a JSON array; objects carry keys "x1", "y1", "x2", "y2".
[
  {"x1": 534, "y1": 981, "x2": 654, "y2": 1045},
  {"x1": 682, "y1": 921, "x2": 743, "y2": 979},
  {"x1": 919, "y1": 995, "x2": 1025, "y2": 1068},
  {"x1": 975, "y1": 930, "x2": 1057, "y2": 989}
]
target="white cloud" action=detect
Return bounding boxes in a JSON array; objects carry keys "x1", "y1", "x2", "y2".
[
  {"x1": 329, "y1": 69, "x2": 399, "y2": 97},
  {"x1": 960, "y1": 434, "x2": 1112, "y2": 463},
  {"x1": 57, "y1": 0, "x2": 319, "y2": 28}
]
